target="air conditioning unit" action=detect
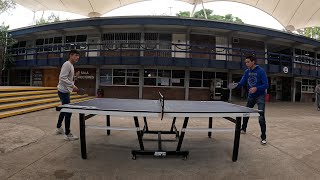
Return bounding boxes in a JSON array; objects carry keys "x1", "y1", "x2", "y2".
[{"x1": 232, "y1": 38, "x2": 240, "y2": 43}]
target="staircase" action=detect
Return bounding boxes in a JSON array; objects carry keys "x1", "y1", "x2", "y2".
[{"x1": 0, "y1": 86, "x2": 94, "y2": 119}]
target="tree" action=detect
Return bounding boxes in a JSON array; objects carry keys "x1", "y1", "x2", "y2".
[
  {"x1": 0, "y1": 23, "x2": 15, "y2": 85},
  {"x1": 298, "y1": 27, "x2": 320, "y2": 41},
  {"x1": 0, "y1": 0, "x2": 15, "y2": 14},
  {"x1": 176, "y1": 11, "x2": 190, "y2": 17},
  {"x1": 176, "y1": 9, "x2": 244, "y2": 24},
  {"x1": 36, "y1": 12, "x2": 61, "y2": 25},
  {"x1": 1, "y1": 0, "x2": 16, "y2": 85}
]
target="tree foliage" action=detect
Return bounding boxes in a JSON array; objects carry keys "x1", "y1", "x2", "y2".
[
  {"x1": 0, "y1": 0, "x2": 15, "y2": 14},
  {"x1": 177, "y1": 9, "x2": 244, "y2": 24},
  {"x1": 36, "y1": 12, "x2": 61, "y2": 25},
  {"x1": 0, "y1": 23, "x2": 15, "y2": 71},
  {"x1": 298, "y1": 27, "x2": 320, "y2": 40}
]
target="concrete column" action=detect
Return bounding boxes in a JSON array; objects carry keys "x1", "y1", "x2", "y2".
[
  {"x1": 265, "y1": 43, "x2": 268, "y2": 65},
  {"x1": 61, "y1": 33, "x2": 66, "y2": 59},
  {"x1": 186, "y1": 28, "x2": 191, "y2": 58},
  {"x1": 30, "y1": 69, "x2": 33, "y2": 86},
  {"x1": 139, "y1": 67, "x2": 144, "y2": 99},
  {"x1": 292, "y1": 77, "x2": 296, "y2": 102},
  {"x1": 185, "y1": 69, "x2": 190, "y2": 100},
  {"x1": 228, "y1": 72, "x2": 232, "y2": 101},
  {"x1": 140, "y1": 32, "x2": 144, "y2": 57},
  {"x1": 95, "y1": 67, "x2": 100, "y2": 96},
  {"x1": 227, "y1": 34, "x2": 233, "y2": 61},
  {"x1": 292, "y1": 48, "x2": 296, "y2": 102}
]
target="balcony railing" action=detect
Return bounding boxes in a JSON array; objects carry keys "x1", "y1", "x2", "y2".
[{"x1": 8, "y1": 42, "x2": 320, "y2": 76}]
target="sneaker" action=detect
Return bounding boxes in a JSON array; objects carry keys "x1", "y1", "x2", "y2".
[
  {"x1": 240, "y1": 129, "x2": 246, "y2": 134},
  {"x1": 318, "y1": 107, "x2": 320, "y2": 111},
  {"x1": 55, "y1": 127, "x2": 64, "y2": 135},
  {"x1": 64, "y1": 133, "x2": 79, "y2": 141},
  {"x1": 261, "y1": 139, "x2": 267, "y2": 145}
]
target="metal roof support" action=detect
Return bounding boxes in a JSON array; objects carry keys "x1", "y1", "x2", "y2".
[
  {"x1": 190, "y1": 0, "x2": 198, "y2": 17},
  {"x1": 201, "y1": 0, "x2": 207, "y2": 19}
]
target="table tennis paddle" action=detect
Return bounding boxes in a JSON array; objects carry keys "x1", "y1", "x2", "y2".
[{"x1": 228, "y1": 82, "x2": 238, "y2": 90}]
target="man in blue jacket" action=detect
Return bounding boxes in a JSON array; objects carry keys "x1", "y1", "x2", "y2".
[{"x1": 237, "y1": 55, "x2": 269, "y2": 145}]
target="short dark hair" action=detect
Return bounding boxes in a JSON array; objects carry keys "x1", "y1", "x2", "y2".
[
  {"x1": 69, "y1": 49, "x2": 80, "y2": 57},
  {"x1": 245, "y1": 55, "x2": 256, "y2": 62}
]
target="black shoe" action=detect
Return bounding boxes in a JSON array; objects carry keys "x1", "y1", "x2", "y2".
[{"x1": 240, "y1": 129, "x2": 246, "y2": 134}]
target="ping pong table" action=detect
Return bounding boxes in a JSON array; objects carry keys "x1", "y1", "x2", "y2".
[{"x1": 56, "y1": 94, "x2": 260, "y2": 162}]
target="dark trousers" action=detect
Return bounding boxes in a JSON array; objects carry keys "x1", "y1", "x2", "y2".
[
  {"x1": 57, "y1": 91, "x2": 72, "y2": 135},
  {"x1": 242, "y1": 95, "x2": 267, "y2": 140},
  {"x1": 317, "y1": 93, "x2": 320, "y2": 108}
]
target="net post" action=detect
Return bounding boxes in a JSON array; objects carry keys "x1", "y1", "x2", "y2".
[{"x1": 159, "y1": 92, "x2": 164, "y2": 120}]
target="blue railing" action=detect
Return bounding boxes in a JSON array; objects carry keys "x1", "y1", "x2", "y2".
[{"x1": 8, "y1": 42, "x2": 320, "y2": 76}]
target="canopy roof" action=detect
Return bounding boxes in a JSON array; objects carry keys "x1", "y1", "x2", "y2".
[{"x1": 13, "y1": 0, "x2": 320, "y2": 30}]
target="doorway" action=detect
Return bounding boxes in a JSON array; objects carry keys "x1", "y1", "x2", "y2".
[{"x1": 295, "y1": 81, "x2": 302, "y2": 102}]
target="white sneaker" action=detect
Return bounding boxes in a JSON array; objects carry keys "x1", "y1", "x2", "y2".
[
  {"x1": 55, "y1": 128, "x2": 64, "y2": 135},
  {"x1": 64, "y1": 133, "x2": 79, "y2": 141},
  {"x1": 240, "y1": 130, "x2": 246, "y2": 134},
  {"x1": 261, "y1": 139, "x2": 267, "y2": 145}
]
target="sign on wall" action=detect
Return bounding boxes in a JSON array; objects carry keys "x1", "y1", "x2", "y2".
[
  {"x1": 77, "y1": 70, "x2": 95, "y2": 80},
  {"x1": 74, "y1": 68, "x2": 96, "y2": 96},
  {"x1": 32, "y1": 70, "x2": 43, "y2": 86}
]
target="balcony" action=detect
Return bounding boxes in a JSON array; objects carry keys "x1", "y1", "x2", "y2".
[{"x1": 8, "y1": 43, "x2": 320, "y2": 78}]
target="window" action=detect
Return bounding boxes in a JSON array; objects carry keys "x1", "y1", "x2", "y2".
[
  {"x1": 66, "y1": 36, "x2": 76, "y2": 43},
  {"x1": 100, "y1": 69, "x2": 112, "y2": 85},
  {"x1": 1, "y1": 70, "x2": 9, "y2": 86},
  {"x1": 16, "y1": 70, "x2": 30, "y2": 86},
  {"x1": 144, "y1": 69, "x2": 157, "y2": 86},
  {"x1": 100, "y1": 69, "x2": 139, "y2": 86},
  {"x1": 102, "y1": 33, "x2": 141, "y2": 49},
  {"x1": 190, "y1": 71, "x2": 202, "y2": 87},
  {"x1": 203, "y1": 72, "x2": 215, "y2": 87},
  {"x1": 172, "y1": 70, "x2": 185, "y2": 87},
  {"x1": 76, "y1": 35, "x2": 87, "y2": 42},
  {"x1": 294, "y1": 49, "x2": 316, "y2": 64},
  {"x1": 113, "y1": 69, "x2": 126, "y2": 85},
  {"x1": 126, "y1": 69, "x2": 139, "y2": 85},
  {"x1": 11, "y1": 41, "x2": 26, "y2": 54},
  {"x1": 144, "y1": 69, "x2": 185, "y2": 87},
  {"x1": 157, "y1": 70, "x2": 171, "y2": 86},
  {"x1": 189, "y1": 71, "x2": 227, "y2": 88},
  {"x1": 145, "y1": 33, "x2": 171, "y2": 57},
  {"x1": 36, "y1": 37, "x2": 62, "y2": 52},
  {"x1": 302, "y1": 79, "x2": 316, "y2": 93},
  {"x1": 65, "y1": 35, "x2": 87, "y2": 50}
]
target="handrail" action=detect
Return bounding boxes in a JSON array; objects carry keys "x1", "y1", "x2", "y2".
[{"x1": 8, "y1": 42, "x2": 320, "y2": 66}]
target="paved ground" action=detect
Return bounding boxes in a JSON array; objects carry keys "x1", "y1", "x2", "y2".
[{"x1": 0, "y1": 102, "x2": 320, "y2": 180}]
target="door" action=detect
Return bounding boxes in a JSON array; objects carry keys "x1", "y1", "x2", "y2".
[
  {"x1": 295, "y1": 81, "x2": 302, "y2": 102},
  {"x1": 282, "y1": 77, "x2": 292, "y2": 101}
]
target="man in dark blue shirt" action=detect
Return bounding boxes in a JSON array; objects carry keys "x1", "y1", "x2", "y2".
[{"x1": 237, "y1": 55, "x2": 269, "y2": 145}]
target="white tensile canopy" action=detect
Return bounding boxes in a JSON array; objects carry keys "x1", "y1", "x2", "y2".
[{"x1": 13, "y1": 0, "x2": 320, "y2": 30}]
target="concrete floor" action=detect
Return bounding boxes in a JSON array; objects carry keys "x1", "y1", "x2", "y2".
[{"x1": 0, "y1": 102, "x2": 320, "y2": 180}]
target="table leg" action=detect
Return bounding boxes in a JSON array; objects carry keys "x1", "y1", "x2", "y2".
[
  {"x1": 79, "y1": 113, "x2": 87, "y2": 159},
  {"x1": 232, "y1": 117, "x2": 242, "y2": 162},
  {"x1": 134, "y1": 116, "x2": 144, "y2": 151},
  {"x1": 106, "y1": 115, "x2": 110, "y2": 135},
  {"x1": 208, "y1": 117, "x2": 213, "y2": 138}
]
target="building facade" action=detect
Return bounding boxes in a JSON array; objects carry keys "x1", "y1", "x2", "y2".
[{"x1": 5, "y1": 17, "x2": 320, "y2": 102}]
